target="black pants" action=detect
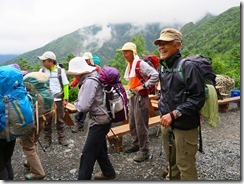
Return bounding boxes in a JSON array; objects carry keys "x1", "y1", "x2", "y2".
[
  {"x1": 0, "y1": 139, "x2": 16, "y2": 180},
  {"x1": 78, "y1": 123, "x2": 115, "y2": 180}
]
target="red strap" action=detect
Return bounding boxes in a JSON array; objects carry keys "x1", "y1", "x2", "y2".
[{"x1": 135, "y1": 60, "x2": 143, "y2": 82}]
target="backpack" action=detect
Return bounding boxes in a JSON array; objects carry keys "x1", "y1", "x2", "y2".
[
  {"x1": 0, "y1": 66, "x2": 34, "y2": 141},
  {"x1": 23, "y1": 72, "x2": 54, "y2": 118},
  {"x1": 89, "y1": 66, "x2": 128, "y2": 123},
  {"x1": 135, "y1": 55, "x2": 159, "y2": 95},
  {"x1": 167, "y1": 55, "x2": 220, "y2": 127}
]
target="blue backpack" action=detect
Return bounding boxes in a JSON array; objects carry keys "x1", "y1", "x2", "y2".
[{"x1": 0, "y1": 66, "x2": 34, "y2": 141}]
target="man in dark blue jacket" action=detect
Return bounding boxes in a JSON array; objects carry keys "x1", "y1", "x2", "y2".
[{"x1": 154, "y1": 28, "x2": 205, "y2": 180}]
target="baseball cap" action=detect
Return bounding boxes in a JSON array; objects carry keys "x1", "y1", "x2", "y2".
[
  {"x1": 154, "y1": 28, "x2": 182, "y2": 45},
  {"x1": 83, "y1": 52, "x2": 93, "y2": 60},
  {"x1": 67, "y1": 57, "x2": 96, "y2": 75},
  {"x1": 38, "y1": 51, "x2": 56, "y2": 61}
]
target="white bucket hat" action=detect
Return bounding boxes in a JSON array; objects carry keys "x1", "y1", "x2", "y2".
[{"x1": 67, "y1": 57, "x2": 96, "y2": 75}]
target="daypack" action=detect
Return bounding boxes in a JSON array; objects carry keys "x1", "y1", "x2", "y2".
[
  {"x1": 166, "y1": 55, "x2": 220, "y2": 127},
  {"x1": 23, "y1": 72, "x2": 54, "y2": 118},
  {"x1": 0, "y1": 66, "x2": 34, "y2": 141},
  {"x1": 89, "y1": 66, "x2": 128, "y2": 123},
  {"x1": 135, "y1": 55, "x2": 159, "y2": 95}
]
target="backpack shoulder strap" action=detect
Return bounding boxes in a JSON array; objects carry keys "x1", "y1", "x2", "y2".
[
  {"x1": 135, "y1": 60, "x2": 142, "y2": 80},
  {"x1": 87, "y1": 76, "x2": 101, "y2": 85},
  {"x1": 177, "y1": 58, "x2": 187, "y2": 81},
  {"x1": 57, "y1": 67, "x2": 63, "y2": 90}
]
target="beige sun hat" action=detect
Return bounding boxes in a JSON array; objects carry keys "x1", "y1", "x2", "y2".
[
  {"x1": 117, "y1": 42, "x2": 137, "y2": 57},
  {"x1": 67, "y1": 57, "x2": 96, "y2": 75},
  {"x1": 154, "y1": 28, "x2": 182, "y2": 45}
]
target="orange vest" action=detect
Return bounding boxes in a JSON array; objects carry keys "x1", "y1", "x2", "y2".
[{"x1": 128, "y1": 63, "x2": 141, "y2": 89}]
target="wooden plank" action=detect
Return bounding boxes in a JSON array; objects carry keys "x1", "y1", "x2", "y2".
[
  {"x1": 65, "y1": 103, "x2": 77, "y2": 113},
  {"x1": 218, "y1": 96, "x2": 240, "y2": 105},
  {"x1": 107, "y1": 115, "x2": 160, "y2": 138}
]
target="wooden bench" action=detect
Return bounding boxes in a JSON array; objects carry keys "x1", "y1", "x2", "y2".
[
  {"x1": 107, "y1": 115, "x2": 161, "y2": 153},
  {"x1": 218, "y1": 96, "x2": 240, "y2": 113}
]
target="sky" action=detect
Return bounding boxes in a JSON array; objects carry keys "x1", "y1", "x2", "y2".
[{"x1": 0, "y1": 0, "x2": 240, "y2": 55}]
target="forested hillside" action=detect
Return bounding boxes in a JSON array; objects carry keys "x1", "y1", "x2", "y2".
[{"x1": 7, "y1": 6, "x2": 240, "y2": 101}]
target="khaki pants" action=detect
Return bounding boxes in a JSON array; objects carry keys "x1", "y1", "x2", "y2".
[
  {"x1": 161, "y1": 126, "x2": 198, "y2": 180},
  {"x1": 19, "y1": 120, "x2": 45, "y2": 178}
]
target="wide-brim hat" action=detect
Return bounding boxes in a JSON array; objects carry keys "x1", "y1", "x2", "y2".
[
  {"x1": 67, "y1": 57, "x2": 96, "y2": 75},
  {"x1": 154, "y1": 28, "x2": 182, "y2": 45},
  {"x1": 9, "y1": 64, "x2": 28, "y2": 76},
  {"x1": 117, "y1": 42, "x2": 137, "y2": 57}
]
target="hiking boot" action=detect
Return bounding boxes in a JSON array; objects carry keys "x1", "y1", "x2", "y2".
[
  {"x1": 43, "y1": 139, "x2": 51, "y2": 148},
  {"x1": 133, "y1": 150, "x2": 149, "y2": 162},
  {"x1": 71, "y1": 124, "x2": 84, "y2": 133},
  {"x1": 94, "y1": 172, "x2": 116, "y2": 180},
  {"x1": 24, "y1": 173, "x2": 45, "y2": 180},
  {"x1": 58, "y1": 138, "x2": 69, "y2": 146},
  {"x1": 124, "y1": 146, "x2": 139, "y2": 153}
]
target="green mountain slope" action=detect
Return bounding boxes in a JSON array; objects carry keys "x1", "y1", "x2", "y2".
[{"x1": 180, "y1": 6, "x2": 240, "y2": 57}]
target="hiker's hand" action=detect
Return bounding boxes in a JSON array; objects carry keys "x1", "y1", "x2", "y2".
[
  {"x1": 134, "y1": 85, "x2": 144, "y2": 92},
  {"x1": 160, "y1": 113, "x2": 172, "y2": 128},
  {"x1": 63, "y1": 99, "x2": 68, "y2": 106}
]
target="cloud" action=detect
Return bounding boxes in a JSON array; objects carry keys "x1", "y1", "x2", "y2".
[
  {"x1": 79, "y1": 24, "x2": 112, "y2": 53},
  {"x1": 0, "y1": 0, "x2": 240, "y2": 54}
]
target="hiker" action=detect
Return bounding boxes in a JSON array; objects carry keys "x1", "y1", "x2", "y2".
[
  {"x1": 71, "y1": 52, "x2": 101, "y2": 133},
  {"x1": 0, "y1": 140, "x2": 15, "y2": 180},
  {"x1": 117, "y1": 42, "x2": 159, "y2": 162},
  {"x1": 154, "y1": 28, "x2": 205, "y2": 180},
  {"x1": 8, "y1": 65, "x2": 46, "y2": 180},
  {"x1": 38, "y1": 51, "x2": 70, "y2": 148},
  {"x1": 67, "y1": 57, "x2": 116, "y2": 180},
  {"x1": 0, "y1": 64, "x2": 28, "y2": 180}
]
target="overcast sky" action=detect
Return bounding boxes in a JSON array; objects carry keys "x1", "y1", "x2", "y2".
[{"x1": 0, "y1": 0, "x2": 240, "y2": 55}]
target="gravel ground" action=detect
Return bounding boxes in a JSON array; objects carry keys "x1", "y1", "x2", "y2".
[{"x1": 11, "y1": 103, "x2": 240, "y2": 181}]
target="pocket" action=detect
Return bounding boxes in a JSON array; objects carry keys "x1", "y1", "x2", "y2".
[{"x1": 184, "y1": 129, "x2": 198, "y2": 156}]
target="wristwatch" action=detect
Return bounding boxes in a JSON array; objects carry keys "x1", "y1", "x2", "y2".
[{"x1": 175, "y1": 110, "x2": 182, "y2": 119}]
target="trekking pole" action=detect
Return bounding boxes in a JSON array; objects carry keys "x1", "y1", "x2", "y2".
[
  {"x1": 38, "y1": 139, "x2": 46, "y2": 152},
  {"x1": 168, "y1": 126, "x2": 173, "y2": 180},
  {"x1": 198, "y1": 121, "x2": 204, "y2": 154}
]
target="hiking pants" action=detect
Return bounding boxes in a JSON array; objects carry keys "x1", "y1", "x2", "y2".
[
  {"x1": 44, "y1": 100, "x2": 66, "y2": 141},
  {"x1": 19, "y1": 119, "x2": 45, "y2": 178},
  {"x1": 161, "y1": 126, "x2": 198, "y2": 180},
  {"x1": 0, "y1": 139, "x2": 16, "y2": 180},
  {"x1": 129, "y1": 94, "x2": 149, "y2": 151},
  {"x1": 78, "y1": 123, "x2": 115, "y2": 180}
]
